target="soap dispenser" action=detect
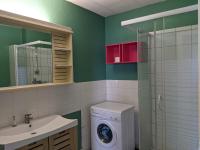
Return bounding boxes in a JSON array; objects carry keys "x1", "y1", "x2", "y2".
[{"x1": 12, "y1": 115, "x2": 17, "y2": 127}]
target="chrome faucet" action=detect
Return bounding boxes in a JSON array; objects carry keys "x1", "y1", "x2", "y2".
[{"x1": 24, "y1": 114, "x2": 33, "y2": 124}]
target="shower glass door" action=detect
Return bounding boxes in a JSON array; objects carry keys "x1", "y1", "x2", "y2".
[
  {"x1": 137, "y1": 19, "x2": 165, "y2": 150},
  {"x1": 137, "y1": 14, "x2": 198, "y2": 150}
]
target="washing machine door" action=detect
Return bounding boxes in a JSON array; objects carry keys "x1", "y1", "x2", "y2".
[{"x1": 96, "y1": 119, "x2": 117, "y2": 148}]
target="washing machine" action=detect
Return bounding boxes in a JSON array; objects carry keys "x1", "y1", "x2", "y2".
[{"x1": 91, "y1": 102, "x2": 135, "y2": 150}]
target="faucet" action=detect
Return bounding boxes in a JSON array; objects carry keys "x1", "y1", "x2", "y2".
[{"x1": 24, "y1": 114, "x2": 33, "y2": 124}]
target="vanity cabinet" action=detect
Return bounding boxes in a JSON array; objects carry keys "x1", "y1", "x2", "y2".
[
  {"x1": 49, "y1": 127, "x2": 77, "y2": 150},
  {"x1": 16, "y1": 127, "x2": 77, "y2": 150},
  {"x1": 17, "y1": 138, "x2": 48, "y2": 150}
]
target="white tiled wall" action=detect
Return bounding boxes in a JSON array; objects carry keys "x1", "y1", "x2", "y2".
[
  {"x1": 106, "y1": 80, "x2": 139, "y2": 148},
  {"x1": 0, "y1": 80, "x2": 106, "y2": 150},
  {"x1": 0, "y1": 80, "x2": 139, "y2": 150},
  {"x1": 106, "y1": 80, "x2": 138, "y2": 110}
]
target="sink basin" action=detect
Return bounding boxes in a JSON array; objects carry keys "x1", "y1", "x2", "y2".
[
  {"x1": 0, "y1": 115, "x2": 78, "y2": 150},
  {"x1": 0, "y1": 115, "x2": 57, "y2": 136}
]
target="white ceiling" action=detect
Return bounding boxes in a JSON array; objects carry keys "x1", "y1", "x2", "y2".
[{"x1": 66, "y1": 0, "x2": 164, "y2": 17}]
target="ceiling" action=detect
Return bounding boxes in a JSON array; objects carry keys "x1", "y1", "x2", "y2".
[{"x1": 66, "y1": 0, "x2": 164, "y2": 17}]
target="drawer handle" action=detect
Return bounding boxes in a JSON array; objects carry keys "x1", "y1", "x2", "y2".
[
  {"x1": 59, "y1": 130, "x2": 69, "y2": 135},
  {"x1": 59, "y1": 131, "x2": 66, "y2": 134},
  {"x1": 28, "y1": 142, "x2": 37, "y2": 146}
]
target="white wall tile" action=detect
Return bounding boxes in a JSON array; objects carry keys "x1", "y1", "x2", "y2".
[
  {"x1": 106, "y1": 80, "x2": 139, "y2": 147},
  {"x1": 0, "y1": 80, "x2": 106, "y2": 150},
  {"x1": 106, "y1": 80, "x2": 138, "y2": 109},
  {"x1": 0, "y1": 92, "x2": 14, "y2": 128},
  {"x1": 176, "y1": 29, "x2": 192, "y2": 46},
  {"x1": 0, "y1": 80, "x2": 139, "y2": 149},
  {"x1": 163, "y1": 31, "x2": 176, "y2": 46}
]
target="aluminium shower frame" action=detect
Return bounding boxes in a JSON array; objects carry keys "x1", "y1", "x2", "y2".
[{"x1": 121, "y1": 5, "x2": 198, "y2": 26}]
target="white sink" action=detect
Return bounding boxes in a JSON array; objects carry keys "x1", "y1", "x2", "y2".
[{"x1": 0, "y1": 115, "x2": 78, "y2": 150}]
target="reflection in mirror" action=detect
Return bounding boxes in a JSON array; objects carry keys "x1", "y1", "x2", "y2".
[
  {"x1": 9, "y1": 41, "x2": 52, "y2": 86},
  {"x1": 0, "y1": 24, "x2": 52, "y2": 87}
]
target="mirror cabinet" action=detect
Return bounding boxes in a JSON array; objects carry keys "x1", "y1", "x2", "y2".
[{"x1": 0, "y1": 10, "x2": 73, "y2": 91}]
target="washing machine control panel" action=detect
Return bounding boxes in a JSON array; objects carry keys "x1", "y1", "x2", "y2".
[
  {"x1": 91, "y1": 108, "x2": 121, "y2": 121},
  {"x1": 109, "y1": 116, "x2": 119, "y2": 121}
]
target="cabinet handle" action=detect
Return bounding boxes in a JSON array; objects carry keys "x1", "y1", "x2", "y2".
[{"x1": 28, "y1": 142, "x2": 37, "y2": 146}]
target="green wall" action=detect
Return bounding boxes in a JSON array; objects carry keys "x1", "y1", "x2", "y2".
[
  {"x1": 22, "y1": 29, "x2": 51, "y2": 44},
  {"x1": 35, "y1": 0, "x2": 106, "y2": 82},
  {"x1": 0, "y1": 0, "x2": 106, "y2": 83},
  {"x1": 0, "y1": 25, "x2": 22, "y2": 87},
  {"x1": 105, "y1": 0, "x2": 198, "y2": 80},
  {"x1": 1, "y1": 0, "x2": 197, "y2": 82}
]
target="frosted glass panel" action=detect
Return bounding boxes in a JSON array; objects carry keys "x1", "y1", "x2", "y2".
[
  {"x1": 137, "y1": 29, "x2": 153, "y2": 150},
  {"x1": 9, "y1": 45, "x2": 52, "y2": 86},
  {"x1": 151, "y1": 25, "x2": 198, "y2": 150},
  {"x1": 137, "y1": 24, "x2": 198, "y2": 150}
]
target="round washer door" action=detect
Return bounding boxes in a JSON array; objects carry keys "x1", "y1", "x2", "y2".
[{"x1": 95, "y1": 119, "x2": 117, "y2": 148}]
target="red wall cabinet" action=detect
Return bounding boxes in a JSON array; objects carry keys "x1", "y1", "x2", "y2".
[
  {"x1": 106, "y1": 42, "x2": 140, "y2": 64},
  {"x1": 106, "y1": 44, "x2": 121, "y2": 64}
]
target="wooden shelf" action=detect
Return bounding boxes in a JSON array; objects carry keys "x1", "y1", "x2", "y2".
[
  {"x1": 52, "y1": 32, "x2": 73, "y2": 84},
  {"x1": 53, "y1": 48, "x2": 71, "y2": 51},
  {"x1": 0, "y1": 10, "x2": 73, "y2": 33},
  {"x1": 55, "y1": 64, "x2": 72, "y2": 68},
  {"x1": 0, "y1": 82, "x2": 73, "y2": 92}
]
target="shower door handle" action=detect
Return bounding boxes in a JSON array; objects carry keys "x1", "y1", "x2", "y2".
[{"x1": 157, "y1": 94, "x2": 162, "y2": 111}]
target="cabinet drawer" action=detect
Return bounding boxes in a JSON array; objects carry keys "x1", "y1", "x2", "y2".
[
  {"x1": 16, "y1": 138, "x2": 48, "y2": 150},
  {"x1": 49, "y1": 127, "x2": 77, "y2": 150}
]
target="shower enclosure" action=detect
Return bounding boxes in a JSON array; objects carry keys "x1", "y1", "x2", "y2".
[
  {"x1": 9, "y1": 41, "x2": 52, "y2": 86},
  {"x1": 137, "y1": 19, "x2": 198, "y2": 150},
  {"x1": 121, "y1": 4, "x2": 198, "y2": 150}
]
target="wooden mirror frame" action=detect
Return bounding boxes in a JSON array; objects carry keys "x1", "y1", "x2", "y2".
[{"x1": 0, "y1": 10, "x2": 74, "y2": 92}]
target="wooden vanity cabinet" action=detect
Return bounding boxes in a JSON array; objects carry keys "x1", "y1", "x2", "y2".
[
  {"x1": 16, "y1": 138, "x2": 48, "y2": 150},
  {"x1": 16, "y1": 127, "x2": 77, "y2": 150},
  {"x1": 49, "y1": 127, "x2": 77, "y2": 150}
]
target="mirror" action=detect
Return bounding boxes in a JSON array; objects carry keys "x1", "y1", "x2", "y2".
[{"x1": 0, "y1": 23, "x2": 52, "y2": 88}]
